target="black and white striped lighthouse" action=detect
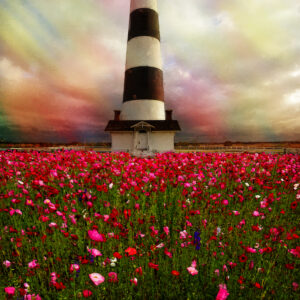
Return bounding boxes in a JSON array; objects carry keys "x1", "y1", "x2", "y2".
[
  {"x1": 105, "y1": 0, "x2": 180, "y2": 154},
  {"x1": 122, "y1": 0, "x2": 164, "y2": 120}
]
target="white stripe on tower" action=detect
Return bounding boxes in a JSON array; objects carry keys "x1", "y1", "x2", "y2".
[
  {"x1": 126, "y1": 36, "x2": 162, "y2": 70},
  {"x1": 121, "y1": 0, "x2": 165, "y2": 121},
  {"x1": 121, "y1": 100, "x2": 165, "y2": 120},
  {"x1": 130, "y1": 0, "x2": 158, "y2": 12}
]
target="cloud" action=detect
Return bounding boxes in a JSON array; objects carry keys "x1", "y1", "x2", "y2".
[{"x1": 0, "y1": 0, "x2": 299, "y2": 142}]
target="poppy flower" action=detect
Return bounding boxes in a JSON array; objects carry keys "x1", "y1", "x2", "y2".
[
  {"x1": 148, "y1": 262, "x2": 159, "y2": 270},
  {"x1": 187, "y1": 267, "x2": 198, "y2": 275},
  {"x1": 255, "y1": 282, "x2": 262, "y2": 289},
  {"x1": 88, "y1": 230, "x2": 105, "y2": 242},
  {"x1": 285, "y1": 263, "x2": 294, "y2": 270},
  {"x1": 83, "y1": 290, "x2": 92, "y2": 298},
  {"x1": 130, "y1": 278, "x2": 138, "y2": 286},
  {"x1": 4, "y1": 287, "x2": 15, "y2": 296},
  {"x1": 108, "y1": 272, "x2": 118, "y2": 282},
  {"x1": 125, "y1": 247, "x2": 137, "y2": 256},
  {"x1": 291, "y1": 201, "x2": 297, "y2": 210},
  {"x1": 89, "y1": 273, "x2": 105, "y2": 286},
  {"x1": 216, "y1": 284, "x2": 229, "y2": 300},
  {"x1": 239, "y1": 254, "x2": 248, "y2": 263},
  {"x1": 172, "y1": 270, "x2": 180, "y2": 276},
  {"x1": 113, "y1": 252, "x2": 122, "y2": 259}
]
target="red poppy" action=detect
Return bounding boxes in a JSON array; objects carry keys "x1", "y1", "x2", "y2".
[
  {"x1": 237, "y1": 276, "x2": 245, "y2": 284},
  {"x1": 171, "y1": 270, "x2": 180, "y2": 276},
  {"x1": 285, "y1": 263, "x2": 294, "y2": 270},
  {"x1": 70, "y1": 234, "x2": 78, "y2": 240},
  {"x1": 54, "y1": 282, "x2": 66, "y2": 290},
  {"x1": 113, "y1": 252, "x2": 122, "y2": 259},
  {"x1": 148, "y1": 262, "x2": 159, "y2": 270},
  {"x1": 255, "y1": 282, "x2": 262, "y2": 289},
  {"x1": 291, "y1": 201, "x2": 297, "y2": 210},
  {"x1": 19, "y1": 288, "x2": 26, "y2": 296},
  {"x1": 252, "y1": 225, "x2": 260, "y2": 232},
  {"x1": 125, "y1": 247, "x2": 137, "y2": 256},
  {"x1": 239, "y1": 254, "x2": 248, "y2": 263},
  {"x1": 83, "y1": 290, "x2": 92, "y2": 298}
]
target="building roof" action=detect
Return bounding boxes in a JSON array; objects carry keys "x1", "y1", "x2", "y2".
[{"x1": 105, "y1": 120, "x2": 181, "y2": 132}]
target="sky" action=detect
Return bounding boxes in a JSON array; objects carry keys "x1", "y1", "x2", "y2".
[{"x1": 0, "y1": 0, "x2": 299, "y2": 143}]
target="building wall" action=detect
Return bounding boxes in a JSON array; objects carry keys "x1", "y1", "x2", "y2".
[
  {"x1": 111, "y1": 131, "x2": 175, "y2": 153},
  {"x1": 150, "y1": 132, "x2": 175, "y2": 152},
  {"x1": 111, "y1": 133, "x2": 134, "y2": 152}
]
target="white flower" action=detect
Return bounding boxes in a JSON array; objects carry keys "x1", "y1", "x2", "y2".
[
  {"x1": 245, "y1": 182, "x2": 249, "y2": 187},
  {"x1": 110, "y1": 263, "x2": 116, "y2": 267},
  {"x1": 255, "y1": 195, "x2": 261, "y2": 199}
]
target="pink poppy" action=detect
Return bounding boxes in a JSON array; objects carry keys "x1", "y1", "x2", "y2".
[
  {"x1": 88, "y1": 230, "x2": 105, "y2": 242},
  {"x1": 108, "y1": 272, "x2": 118, "y2": 282},
  {"x1": 24, "y1": 294, "x2": 42, "y2": 300},
  {"x1": 70, "y1": 264, "x2": 80, "y2": 272},
  {"x1": 187, "y1": 267, "x2": 198, "y2": 275},
  {"x1": 3, "y1": 260, "x2": 11, "y2": 268},
  {"x1": 87, "y1": 247, "x2": 102, "y2": 257},
  {"x1": 4, "y1": 287, "x2": 15, "y2": 296},
  {"x1": 216, "y1": 284, "x2": 229, "y2": 300},
  {"x1": 89, "y1": 273, "x2": 105, "y2": 286},
  {"x1": 163, "y1": 226, "x2": 169, "y2": 235},
  {"x1": 252, "y1": 211, "x2": 260, "y2": 217},
  {"x1": 28, "y1": 260, "x2": 39, "y2": 269},
  {"x1": 222, "y1": 199, "x2": 229, "y2": 206},
  {"x1": 130, "y1": 277, "x2": 138, "y2": 286}
]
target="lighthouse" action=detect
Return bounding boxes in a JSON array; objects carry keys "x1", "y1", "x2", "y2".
[{"x1": 105, "y1": 0, "x2": 180, "y2": 155}]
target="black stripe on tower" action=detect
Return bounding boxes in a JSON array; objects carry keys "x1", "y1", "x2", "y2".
[
  {"x1": 128, "y1": 8, "x2": 160, "y2": 41},
  {"x1": 123, "y1": 67, "x2": 164, "y2": 102}
]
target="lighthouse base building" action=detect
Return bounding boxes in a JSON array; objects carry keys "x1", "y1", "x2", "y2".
[
  {"x1": 105, "y1": 0, "x2": 180, "y2": 155},
  {"x1": 105, "y1": 111, "x2": 180, "y2": 155}
]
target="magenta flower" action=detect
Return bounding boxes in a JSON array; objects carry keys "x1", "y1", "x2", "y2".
[
  {"x1": 24, "y1": 294, "x2": 42, "y2": 300},
  {"x1": 4, "y1": 287, "x2": 15, "y2": 296},
  {"x1": 292, "y1": 282, "x2": 299, "y2": 291},
  {"x1": 28, "y1": 260, "x2": 39, "y2": 269},
  {"x1": 163, "y1": 226, "x2": 170, "y2": 235},
  {"x1": 87, "y1": 247, "x2": 102, "y2": 257},
  {"x1": 216, "y1": 284, "x2": 229, "y2": 300},
  {"x1": 108, "y1": 272, "x2": 118, "y2": 282},
  {"x1": 70, "y1": 264, "x2": 80, "y2": 272},
  {"x1": 88, "y1": 230, "x2": 105, "y2": 242},
  {"x1": 222, "y1": 199, "x2": 229, "y2": 205},
  {"x1": 89, "y1": 273, "x2": 105, "y2": 285}
]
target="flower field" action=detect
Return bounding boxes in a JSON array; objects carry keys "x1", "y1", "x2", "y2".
[{"x1": 0, "y1": 150, "x2": 299, "y2": 299}]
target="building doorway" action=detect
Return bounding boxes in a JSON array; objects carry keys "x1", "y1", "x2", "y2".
[{"x1": 137, "y1": 130, "x2": 148, "y2": 150}]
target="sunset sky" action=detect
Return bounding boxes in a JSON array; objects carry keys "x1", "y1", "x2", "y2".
[{"x1": 0, "y1": 0, "x2": 299, "y2": 143}]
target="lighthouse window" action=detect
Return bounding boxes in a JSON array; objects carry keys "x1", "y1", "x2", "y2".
[{"x1": 139, "y1": 130, "x2": 147, "y2": 133}]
